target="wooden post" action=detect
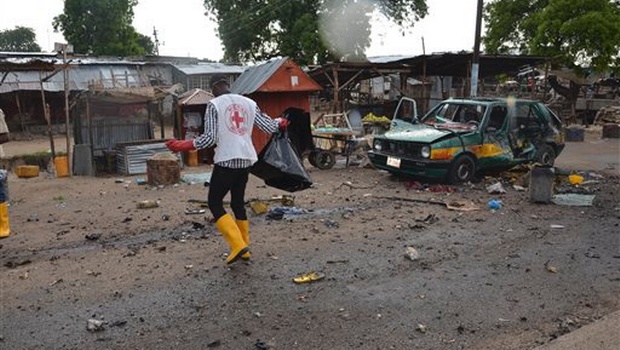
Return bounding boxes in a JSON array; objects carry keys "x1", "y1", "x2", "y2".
[
  {"x1": 159, "y1": 99, "x2": 164, "y2": 139},
  {"x1": 333, "y1": 65, "x2": 340, "y2": 113},
  {"x1": 39, "y1": 71, "x2": 56, "y2": 158},
  {"x1": 14, "y1": 93, "x2": 25, "y2": 133},
  {"x1": 63, "y1": 49, "x2": 72, "y2": 177}
]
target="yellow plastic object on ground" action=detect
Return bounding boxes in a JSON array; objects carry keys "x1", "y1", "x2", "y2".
[
  {"x1": 569, "y1": 174, "x2": 584, "y2": 185},
  {"x1": 293, "y1": 272, "x2": 325, "y2": 284},
  {"x1": 15, "y1": 165, "x2": 39, "y2": 178}
]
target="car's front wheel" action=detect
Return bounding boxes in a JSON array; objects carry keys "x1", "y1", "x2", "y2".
[
  {"x1": 535, "y1": 143, "x2": 556, "y2": 166},
  {"x1": 447, "y1": 154, "x2": 476, "y2": 184}
]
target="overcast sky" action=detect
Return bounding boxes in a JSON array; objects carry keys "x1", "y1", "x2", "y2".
[{"x1": 0, "y1": 0, "x2": 479, "y2": 60}]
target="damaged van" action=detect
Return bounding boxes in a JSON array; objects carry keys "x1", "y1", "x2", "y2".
[{"x1": 367, "y1": 97, "x2": 565, "y2": 183}]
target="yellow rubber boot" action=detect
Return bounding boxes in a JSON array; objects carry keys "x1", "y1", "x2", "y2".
[
  {"x1": 236, "y1": 219, "x2": 251, "y2": 260},
  {"x1": 0, "y1": 202, "x2": 10, "y2": 238},
  {"x1": 215, "y1": 214, "x2": 249, "y2": 264}
]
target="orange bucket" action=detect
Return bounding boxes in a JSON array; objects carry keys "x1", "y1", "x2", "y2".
[{"x1": 54, "y1": 156, "x2": 69, "y2": 177}]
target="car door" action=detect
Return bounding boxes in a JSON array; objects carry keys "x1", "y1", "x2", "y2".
[{"x1": 477, "y1": 104, "x2": 516, "y2": 169}]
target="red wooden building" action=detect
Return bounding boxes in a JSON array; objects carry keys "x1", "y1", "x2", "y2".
[{"x1": 231, "y1": 57, "x2": 322, "y2": 151}]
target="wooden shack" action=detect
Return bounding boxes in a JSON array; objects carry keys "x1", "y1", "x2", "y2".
[{"x1": 231, "y1": 57, "x2": 322, "y2": 152}]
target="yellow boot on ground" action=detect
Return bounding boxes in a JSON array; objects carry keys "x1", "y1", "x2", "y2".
[
  {"x1": 215, "y1": 214, "x2": 249, "y2": 264},
  {"x1": 0, "y1": 202, "x2": 10, "y2": 238},
  {"x1": 236, "y1": 219, "x2": 251, "y2": 260}
]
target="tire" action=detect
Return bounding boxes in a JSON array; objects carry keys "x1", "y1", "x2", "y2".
[
  {"x1": 535, "y1": 143, "x2": 556, "y2": 166},
  {"x1": 308, "y1": 150, "x2": 318, "y2": 167},
  {"x1": 447, "y1": 154, "x2": 476, "y2": 184},
  {"x1": 313, "y1": 150, "x2": 336, "y2": 170}
]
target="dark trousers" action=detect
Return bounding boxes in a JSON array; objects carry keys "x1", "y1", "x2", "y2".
[{"x1": 208, "y1": 165, "x2": 249, "y2": 221}]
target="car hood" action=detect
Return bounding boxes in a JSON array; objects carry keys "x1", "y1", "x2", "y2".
[{"x1": 382, "y1": 123, "x2": 465, "y2": 143}]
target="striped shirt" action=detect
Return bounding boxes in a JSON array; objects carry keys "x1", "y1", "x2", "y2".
[{"x1": 193, "y1": 99, "x2": 278, "y2": 169}]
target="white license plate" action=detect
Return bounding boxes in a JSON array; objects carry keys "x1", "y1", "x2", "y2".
[{"x1": 387, "y1": 156, "x2": 401, "y2": 168}]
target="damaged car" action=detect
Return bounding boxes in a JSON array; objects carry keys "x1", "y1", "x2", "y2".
[{"x1": 368, "y1": 97, "x2": 565, "y2": 183}]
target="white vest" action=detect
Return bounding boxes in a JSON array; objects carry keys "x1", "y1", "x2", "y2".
[{"x1": 210, "y1": 94, "x2": 258, "y2": 164}]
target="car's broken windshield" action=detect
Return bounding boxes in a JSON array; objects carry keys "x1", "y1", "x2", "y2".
[{"x1": 421, "y1": 103, "x2": 487, "y2": 130}]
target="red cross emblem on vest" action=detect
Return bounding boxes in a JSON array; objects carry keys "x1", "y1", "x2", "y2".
[{"x1": 225, "y1": 103, "x2": 249, "y2": 135}]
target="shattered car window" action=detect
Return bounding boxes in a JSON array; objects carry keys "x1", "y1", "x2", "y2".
[{"x1": 421, "y1": 102, "x2": 487, "y2": 129}]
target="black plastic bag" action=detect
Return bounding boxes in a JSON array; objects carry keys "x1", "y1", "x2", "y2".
[{"x1": 250, "y1": 132, "x2": 312, "y2": 192}]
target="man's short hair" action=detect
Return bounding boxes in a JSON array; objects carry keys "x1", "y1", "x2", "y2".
[{"x1": 210, "y1": 74, "x2": 229, "y2": 88}]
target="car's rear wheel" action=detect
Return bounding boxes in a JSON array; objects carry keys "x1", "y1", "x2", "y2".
[
  {"x1": 448, "y1": 154, "x2": 476, "y2": 184},
  {"x1": 535, "y1": 143, "x2": 556, "y2": 166}
]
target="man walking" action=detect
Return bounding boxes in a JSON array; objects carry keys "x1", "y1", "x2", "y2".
[{"x1": 166, "y1": 75, "x2": 287, "y2": 264}]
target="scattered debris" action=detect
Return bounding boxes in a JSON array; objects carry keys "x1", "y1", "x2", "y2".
[
  {"x1": 4, "y1": 260, "x2": 31, "y2": 268},
  {"x1": 417, "y1": 214, "x2": 439, "y2": 225},
  {"x1": 513, "y1": 185, "x2": 527, "y2": 192},
  {"x1": 18, "y1": 272, "x2": 29, "y2": 280},
  {"x1": 379, "y1": 196, "x2": 479, "y2": 212},
  {"x1": 85, "y1": 233, "x2": 101, "y2": 241},
  {"x1": 550, "y1": 224, "x2": 565, "y2": 229},
  {"x1": 50, "y1": 278, "x2": 63, "y2": 287},
  {"x1": 137, "y1": 200, "x2": 159, "y2": 209},
  {"x1": 336, "y1": 181, "x2": 376, "y2": 190},
  {"x1": 250, "y1": 201, "x2": 269, "y2": 215},
  {"x1": 323, "y1": 219, "x2": 339, "y2": 228},
  {"x1": 552, "y1": 194, "x2": 595, "y2": 207},
  {"x1": 568, "y1": 174, "x2": 584, "y2": 185},
  {"x1": 293, "y1": 271, "x2": 325, "y2": 284},
  {"x1": 181, "y1": 172, "x2": 212, "y2": 185},
  {"x1": 207, "y1": 340, "x2": 222, "y2": 348},
  {"x1": 427, "y1": 184, "x2": 456, "y2": 193},
  {"x1": 135, "y1": 178, "x2": 147, "y2": 185},
  {"x1": 185, "y1": 208, "x2": 206, "y2": 215},
  {"x1": 86, "y1": 319, "x2": 105, "y2": 332},
  {"x1": 416, "y1": 324, "x2": 427, "y2": 333},
  {"x1": 326, "y1": 259, "x2": 349, "y2": 264},
  {"x1": 405, "y1": 247, "x2": 420, "y2": 261},
  {"x1": 445, "y1": 200, "x2": 479, "y2": 212},
  {"x1": 545, "y1": 261, "x2": 558, "y2": 273},
  {"x1": 486, "y1": 182, "x2": 506, "y2": 194},
  {"x1": 109, "y1": 320, "x2": 127, "y2": 328},
  {"x1": 487, "y1": 199, "x2": 503, "y2": 210}
]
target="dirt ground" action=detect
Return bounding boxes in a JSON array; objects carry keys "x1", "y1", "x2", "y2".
[{"x1": 0, "y1": 131, "x2": 619, "y2": 350}]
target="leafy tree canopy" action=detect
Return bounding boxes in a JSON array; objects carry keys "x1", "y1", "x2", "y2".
[
  {"x1": 0, "y1": 26, "x2": 42, "y2": 52},
  {"x1": 484, "y1": 0, "x2": 620, "y2": 72},
  {"x1": 53, "y1": 0, "x2": 154, "y2": 56},
  {"x1": 204, "y1": 0, "x2": 428, "y2": 65}
]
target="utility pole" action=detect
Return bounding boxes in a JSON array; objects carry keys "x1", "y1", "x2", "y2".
[
  {"x1": 470, "y1": 0, "x2": 484, "y2": 97},
  {"x1": 153, "y1": 27, "x2": 160, "y2": 56}
]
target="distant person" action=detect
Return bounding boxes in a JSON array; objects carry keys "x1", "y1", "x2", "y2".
[
  {"x1": 0, "y1": 107, "x2": 10, "y2": 238},
  {"x1": 165, "y1": 74, "x2": 288, "y2": 264}
]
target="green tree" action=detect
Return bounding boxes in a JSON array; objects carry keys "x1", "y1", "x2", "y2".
[
  {"x1": 136, "y1": 33, "x2": 156, "y2": 55},
  {"x1": 53, "y1": 0, "x2": 153, "y2": 56},
  {"x1": 484, "y1": 0, "x2": 620, "y2": 72},
  {"x1": 204, "y1": 0, "x2": 428, "y2": 64},
  {"x1": 0, "y1": 26, "x2": 42, "y2": 52}
]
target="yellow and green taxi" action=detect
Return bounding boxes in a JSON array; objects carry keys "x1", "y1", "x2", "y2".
[{"x1": 368, "y1": 97, "x2": 565, "y2": 183}]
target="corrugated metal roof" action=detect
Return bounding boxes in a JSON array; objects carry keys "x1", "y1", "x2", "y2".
[
  {"x1": 178, "y1": 88, "x2": 214, "y2": 106},
  {"x1": 0, "y1": 64, "x2": 146, "y2": 93},
  {"x1": 231, "y1": 57, "x2": 287, "y2": 95},
  {"x1": 368, "y1": 55, "x2": 411, "y2": 63},
  {"x1": 172, "y1": 62, "x2": 245, "y2": 76}
]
